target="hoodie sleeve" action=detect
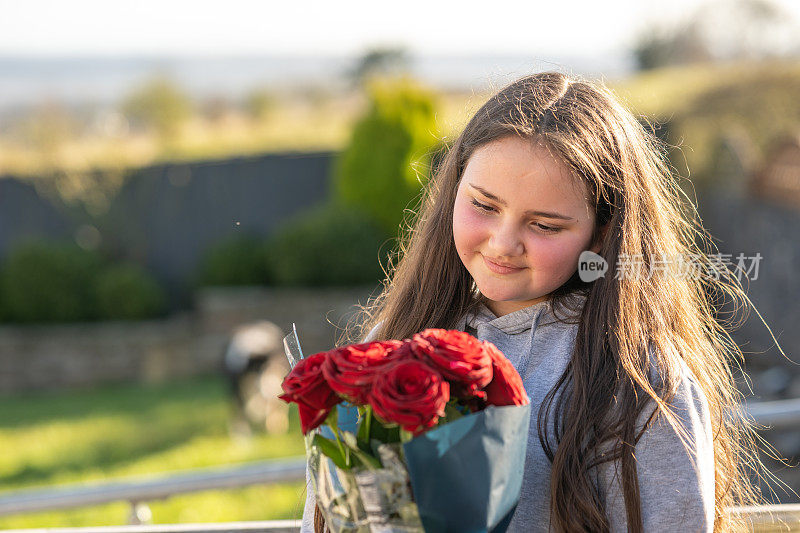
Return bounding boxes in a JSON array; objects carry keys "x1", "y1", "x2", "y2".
[{"x1": 594, "y1": 363, "x2": 716, "y2": 532}]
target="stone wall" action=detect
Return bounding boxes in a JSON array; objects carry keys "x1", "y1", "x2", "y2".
[{"x1": 0, "y1": 286, "x2": 377, "y2": 395}]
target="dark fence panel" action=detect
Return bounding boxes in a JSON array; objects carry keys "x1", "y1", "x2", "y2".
[
  {"x1": 98, "y1": 151, "x2": 335, "y2": 304},
  {"x1": 0, "y1": 151, "x2": 337, "y2": 307},
  {"x1": 0, "y1": 177, "x2": 74, "y2": 256}
]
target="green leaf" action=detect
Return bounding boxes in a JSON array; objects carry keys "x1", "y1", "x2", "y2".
[
  {"x1": 354, "y1": 450, "x2": 382, "y2": 470},
  {"x1": 443, "y1": 401, "x2": 464, "y2": 423},
  {"x1": 368, "y1": 414, "x2": 401, "y2": 444},
  {"x1": 342, "y1": 430, "x2": 382, "y2": 470},
  {"x1": 312, "y1": 434, "x2": 349, "y2": 470},
  {"x1": 356, "y1": 406, "x2": 372, "y2": 452},
  {"x1": 325, "y1": 407, "x2": 338, "y2": 428}
]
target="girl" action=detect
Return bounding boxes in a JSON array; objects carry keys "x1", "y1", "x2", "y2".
[{"x1": 303, "y1": 71, "x2": 772, "y2": 532}]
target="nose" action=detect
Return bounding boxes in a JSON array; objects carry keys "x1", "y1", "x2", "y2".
[{"x1": 487, "y1": 219, "x2": 524, "y2": 258}]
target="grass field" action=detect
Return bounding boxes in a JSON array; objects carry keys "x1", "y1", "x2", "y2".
[{"x1": 0, "y1": 375, "x2": 308, "y2": 528}]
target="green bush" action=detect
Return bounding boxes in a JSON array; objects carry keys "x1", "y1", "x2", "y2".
[
  {"x1": 334, "y1": 75, "x2": 441, "y2": 236},
  {"x1": 266, "y1": 203, "x2": 390, "y2": 286},
  {"x1": 95, "y1": 264, "x2": 167, "y2": 320},
  {"x1": 196, "y1": 234, "x2": 271, "y2": 287},
  {"x1": 121, "y1": 76, "x2": 192, "y2": 139},
  {"x1": 0, "y1": 240, "x2": 104, "y2": 323}
]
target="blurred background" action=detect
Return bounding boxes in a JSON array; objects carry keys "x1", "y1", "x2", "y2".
[{"x1": 1, "y1": 0, "x2": 799, "y2": 528}]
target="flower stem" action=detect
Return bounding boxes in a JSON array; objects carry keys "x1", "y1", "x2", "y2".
[
  {"x1": 364, "y1": 405, "x2": 372, "y2": 441},
  {"x1": 326, "y1": 408, "x2": 349, "y2": 468},
  {"x1": 332, "y1": 425, "x2": 350, "y2": 467},
  {"x1": 400, "y1": 429, "x2": 414, "y2": 443}
]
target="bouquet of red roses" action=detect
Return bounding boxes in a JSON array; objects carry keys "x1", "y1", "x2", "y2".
[{"x1": 280, "y1": 328, "x2": 531, "y2": 533}]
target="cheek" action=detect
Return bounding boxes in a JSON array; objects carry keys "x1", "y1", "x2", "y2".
[
  {"x1": 452, "y1": 202, "x2": 487, "y2": 254},
  {"x1": 525, "y1": 233, "x2": 590, "y2": 272}
]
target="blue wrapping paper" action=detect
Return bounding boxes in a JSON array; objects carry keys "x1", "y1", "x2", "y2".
[{"x1": 402, "y1": 404, "x2": 531, "y2": 533}]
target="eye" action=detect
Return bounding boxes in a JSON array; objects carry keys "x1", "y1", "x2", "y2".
[
  {"x1": 470, "y1": 198, "x2": 496, "y2": 212},
  {"x1": 471, "y1": 198, "x2": 562, "y2": 233},
  {"x1": 531, "y1": 222, "x2": 561, "y2": 234}
]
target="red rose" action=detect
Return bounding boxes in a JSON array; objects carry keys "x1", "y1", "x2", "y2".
[
  {"x1": 322, "y1": 340, "x2": 406, "y2": 404},
  {"x1": 370, "y1": 359, "x2": 450, "y2": 436},
  {"x1": 482, "y1": 341, "x2": 529, "y2": 407},
  {"x1": 410, "y1": 329, "x2": 493, "y2": 399},
  {"x1": 279, "y1": 352, "x2": 342, "y2": 434}
]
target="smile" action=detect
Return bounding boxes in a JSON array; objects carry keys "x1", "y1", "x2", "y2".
[{"x1": 483, "y1": 255, "x2": 526, "y2": 275}]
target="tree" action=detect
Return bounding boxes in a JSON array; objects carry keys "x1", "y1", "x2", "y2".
[
  {"x1": 244, "y1": 88, "x2": 277, "y2": 122},
  {"x1": 632, "y1": 0, "x2": 799, "y2": 71},
  {"x1": 346, "y1": 47, "x2": 412, "y2": 88},
  {"x1": 333, "y1": 75, "x2": 441, "y2": 236},
  {"x1": 121, "y1": 76, "x2": 192, "y2": 140},
  {"x1": 20, "y1": 99, "x2": 75, "y2": 155},
  {"x1": 633, "y1": 21, "x2": 710, "y2": 71},
  {"x1": 696, "y1": 0, "x2": 798, "y2": 61}
]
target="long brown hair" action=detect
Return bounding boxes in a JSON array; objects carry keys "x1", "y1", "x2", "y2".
[{"x1": 333, "y1": 72, "x2": 783, "y2": 532}]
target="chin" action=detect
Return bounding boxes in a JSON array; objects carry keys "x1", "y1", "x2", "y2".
[{"x1": 475, "y1": 283, "x2": 530, "y2": 303}]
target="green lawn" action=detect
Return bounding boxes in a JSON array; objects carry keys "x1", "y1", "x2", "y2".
[{"x1": 0, "y1": 375, "x2": 307, "y2": 528}]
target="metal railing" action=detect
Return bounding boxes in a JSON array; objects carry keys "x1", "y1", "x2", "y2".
[
  {"x1": 1, "y1": 510, "x2": 798, "y2": 533},
  {"x1": 1, "y1": 399, "x2": 799, "y2": 530},
  {"x1": 732, "y1": 504, "x2": 800, "y2": 531},
  {"x1": 744, "y1": 398, "x2": 800, "y2": 430},
  {"x1": 4, "y1": 521, "x2": 301, "y2": 533},
  {"x1": 0, "y1": 457, "x2": 306, "y2": 525}
]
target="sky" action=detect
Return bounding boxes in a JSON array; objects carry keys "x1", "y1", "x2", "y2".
[{"x1": 3, "y1": 0, "x2": 800, "y2": 58}]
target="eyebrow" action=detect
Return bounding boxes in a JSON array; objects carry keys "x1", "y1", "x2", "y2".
[{"x1": 468, "y1": 184, "x2": 575, "y2": 221}]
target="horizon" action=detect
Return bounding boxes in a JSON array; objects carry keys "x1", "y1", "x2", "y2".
[
  {"x1": 2, "y1": 0, "x2": 798, "y2": 112},
  {"x1": 4, "y1": 0, "x2": 800, "y2": 57},
  {"x1": 0, "y1": 52, "x2": 635, "y2": 112}
]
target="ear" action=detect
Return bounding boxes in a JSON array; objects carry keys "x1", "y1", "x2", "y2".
[{"x1": 589, "y1": 222, "x2": 609, "y2": 254}]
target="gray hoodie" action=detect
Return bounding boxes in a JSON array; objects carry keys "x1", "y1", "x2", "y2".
[{"x1": 301, "y1": 294, "x2": 715, "y2": 532}]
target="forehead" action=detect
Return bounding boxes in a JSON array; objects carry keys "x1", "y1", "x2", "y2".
[{"x1": 462, "y1": 136, "x2": 592, "y2": 217}]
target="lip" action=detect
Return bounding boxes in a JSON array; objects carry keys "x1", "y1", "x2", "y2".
[{"x1": 482, "y1": 255, "x2": 526, "y2": 274}]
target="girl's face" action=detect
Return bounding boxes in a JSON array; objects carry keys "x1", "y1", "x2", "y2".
[{"x1": 453, "y1": 136, "x2": 602, "y2": 317}]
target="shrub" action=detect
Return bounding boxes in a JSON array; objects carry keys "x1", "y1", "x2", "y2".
[
  {"x1": 333, "y1": 75, "x2": 441, "y2": 236},
  {"x1": 95, "y1": 264, "x2": 167, "y2": 320},
  {"x1": 121, "y1": 76, "x2": 191, "y2": 140},
  {"x1": 0, "y1": 240, "x2": 104, "y2": 323},
  {"x1": 266, "y1": 203, "x2": 390, "y2": 287},
  {"x1": 195, "y1": 234, "x2": 271, "y2": 287}
]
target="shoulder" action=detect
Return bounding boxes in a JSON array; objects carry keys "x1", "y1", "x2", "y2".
[
  {"x1": 637, "y1": 360, "x2": 714, "y2": 464},
  {"x1": 599, "y1": 349, "x2": 714, "y2": 458},
  {"x1": 635, "y1": 359, "x2": 716, "y2": 528},
  {"x1": 671, "y1": 358, "x2": 711, "y2": 428},
  {"x1": 597, "y1": 351, "x2": 716, "y2": 531},
  {"x1": 642, "y1": 350, "x2": 712, "y2": 436},
  {"x1": 630, "y1": 345, "x2": 714, "y2": 462}
]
